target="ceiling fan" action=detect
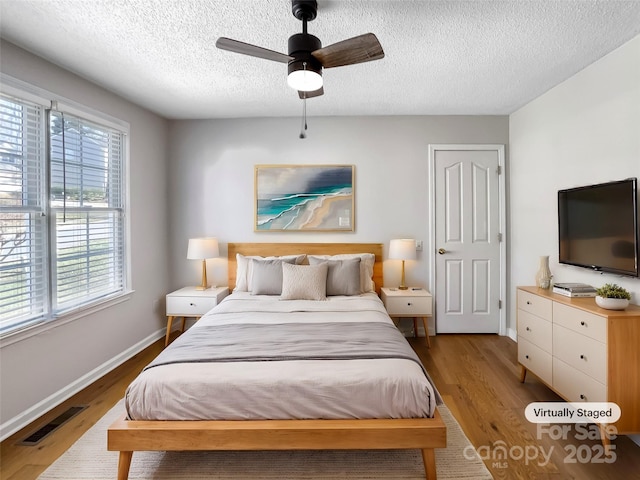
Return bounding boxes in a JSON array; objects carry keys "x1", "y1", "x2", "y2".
[{"x1": 215, "y1": 0, "x2": 385, "y2": 100}]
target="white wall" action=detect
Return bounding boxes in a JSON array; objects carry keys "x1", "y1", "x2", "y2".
[
  {"x1": 167, "y1": 115, "x2": 509, "y2": 314},
  {"x1": 509, "y1": 34, "x2": 640, "y2": 447},
  {"x1": 509, "y1": 33, "x2": 640, "y2": 340},
  {"x1": 0, "y1": 41, "x2": 171, "y2": 438}
]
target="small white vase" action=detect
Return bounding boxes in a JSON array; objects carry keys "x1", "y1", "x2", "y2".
[
  {"x1": 595, "y1": 296, "x2": 629, "y2": 310},
  {"x1": 535, "y1": 255, "x2": 552, "y2": 289}
]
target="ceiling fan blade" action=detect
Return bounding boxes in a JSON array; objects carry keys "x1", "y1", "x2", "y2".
[
  {"x1": 312, "y1": 33, "x2": 384, "y2": 68},
  {"x1": 216, "y1": 37, "x2": 293, "y2": 63},
  {"x1": 298, "y1": 87, "x2": 324, "y2": 99}
]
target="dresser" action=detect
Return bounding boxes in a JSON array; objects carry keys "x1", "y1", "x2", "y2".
[{"x1": 517, "y1": 286, "x2": 640, "y2": 437}]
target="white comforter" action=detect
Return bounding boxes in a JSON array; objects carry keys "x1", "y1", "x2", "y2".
[{"x1": 125, "y1": 292, "x2": 438, "y2": 420}]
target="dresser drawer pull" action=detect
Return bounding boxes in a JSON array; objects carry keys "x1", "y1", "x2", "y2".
[
  {"x1": 580, "y1": 354, "x2": 585, "y2": 360},
  {"x1": 580, "y1": 394, "x2": 586, "y2": 400},
  {"x1": 526, "y1": 301, "x2": 532, "y2": 305},
  {"x1": 526, "y1": 327, "x2": 531, "y2": 331},
  {"x1": 407, "y1": 302, "x2": 412, "y2": 306},
  {"x1": 525, "y1": 355, "x2": 529, "y2": 359},
  {"x1": 580, "y1": 321, "x2": 585, "y2": 326},
  {"x1": 190, "y1": 302, "x2": 196, "y2": 306}
]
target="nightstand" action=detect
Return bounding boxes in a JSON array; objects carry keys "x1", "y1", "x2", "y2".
[
  {"x1": 165, "y1": 286, "x2": 229, "y2": 346},
  {"x1": 381, "y1": 287, "x2": 433, "y2": 347}
]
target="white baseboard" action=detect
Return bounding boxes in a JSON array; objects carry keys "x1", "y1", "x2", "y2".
[
  {"x1": 507, "y1": 327, "x2": 517, "y2": 342},
  {"x1": 0, "y1": 329, "x2": 164, "y2": 442}
]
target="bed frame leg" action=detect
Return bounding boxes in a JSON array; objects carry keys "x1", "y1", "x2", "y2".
[
  {"x1": 117, "y1": 451, "x2": 133, "y2": 480},
  {"x1": 421, "y1": 448, "x2": 437, "y2": 479}
]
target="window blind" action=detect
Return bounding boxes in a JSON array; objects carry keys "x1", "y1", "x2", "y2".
[
  {"x1": 0, "y1": 94, "x2": 47, "y2": 333},
  {"x1": 0, "y1": 87, "x2": 128, "y2": 337},
  {"x1": 49, "y1": 112, "x2": 125, "y2": 313}
]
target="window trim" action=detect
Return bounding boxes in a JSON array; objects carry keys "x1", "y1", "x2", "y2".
[
  {"x1": 0, "y1": 74, "x2": 132, "y2": 344},
  {"x1": 0, "y1": 290, "x2": 134, "y2": 347}
]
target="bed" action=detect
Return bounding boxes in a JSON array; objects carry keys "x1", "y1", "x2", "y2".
[{"x1": 108, "y1": 243, "x2": 447, "y2": 480}]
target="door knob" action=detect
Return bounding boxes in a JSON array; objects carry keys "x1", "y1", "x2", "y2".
[{"x1": 438, "y1": 248, "x2": 446, "y2": 255}]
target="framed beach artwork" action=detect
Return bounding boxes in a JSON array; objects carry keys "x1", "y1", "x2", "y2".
[{"x1": 255, "y1": 165, "x2": 354, "y2": 231}]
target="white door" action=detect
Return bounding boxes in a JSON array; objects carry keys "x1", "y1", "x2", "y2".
[{"x1": 430, "y1": 145, "x2": 505, "y2": 334}]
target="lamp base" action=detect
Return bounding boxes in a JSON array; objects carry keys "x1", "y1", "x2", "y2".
[
  {"x1": 195, "y1": 259, "x2": 210, "y2": 291},
  {"x1": 398, "y1": 260, "x2": 409, "y2": 290}
]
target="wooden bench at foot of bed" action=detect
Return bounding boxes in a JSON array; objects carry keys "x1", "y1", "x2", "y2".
[{"x1": 108, "y1": 409, "x2": 447, "y2": 480}]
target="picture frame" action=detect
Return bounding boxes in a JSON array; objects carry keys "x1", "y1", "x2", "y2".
[{"x1": 254, "y1": 165, "x2": 354, "y2": 232}]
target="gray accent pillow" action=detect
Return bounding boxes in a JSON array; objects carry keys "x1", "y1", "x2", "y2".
[
  {"x1": 250, "y1": 257, "x2": 297, "y2": 295},
  {"x1": 235, "y1": 253, "x2": 306, "y2": 292},
  {"x1": 280, "y1": 263, "x2": 328, "y2": 301},
  {"x1": 308, "y1": 257, "x2": 361, "y2": 296},
  {"x1": 307, "y1": 254, "x2": 375, "y2": 293}
]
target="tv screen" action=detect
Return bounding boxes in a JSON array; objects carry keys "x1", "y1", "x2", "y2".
[{"x1": 558, "y1": 178, "x2": 639, "y2": 277}]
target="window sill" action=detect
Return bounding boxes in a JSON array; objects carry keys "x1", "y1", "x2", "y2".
[{"x1": 0, "y1": 290, "x2": 134, "y2": 348}]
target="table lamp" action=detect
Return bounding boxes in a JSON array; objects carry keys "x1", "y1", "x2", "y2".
[
  {"x1": 187, "y1": 237, "x2": 219, "y2": 290},
  {"x1": 389, "y1": 239, "x2": 417, "y2": 290}
]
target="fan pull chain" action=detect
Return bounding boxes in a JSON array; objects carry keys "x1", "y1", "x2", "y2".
[
  {"x1": 300, "y1": 94, "x2": 307, "y2": 139},
  {"x1": 299, "y1": 61, "x2": 309, "y2": 139}
]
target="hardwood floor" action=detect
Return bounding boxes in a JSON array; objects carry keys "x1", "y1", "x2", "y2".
[
  {"x1": 0, "y1": 339, "x2": 165, "y2": 480},
  {"x1": 1, "y1": 333, "x2": 639, "y2": 480},
  {"x1": 414, "y1": 334, "x2": 640, "y2": 480}
]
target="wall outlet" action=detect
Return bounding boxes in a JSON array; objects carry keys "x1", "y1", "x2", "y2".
[{"x1": 415, "y1": 240, "x2": 423, "y2": 251}]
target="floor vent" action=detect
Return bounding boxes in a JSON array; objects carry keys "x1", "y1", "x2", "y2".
[{"x1": 18, "y1": 405, "x2": 87, "y2": 445}]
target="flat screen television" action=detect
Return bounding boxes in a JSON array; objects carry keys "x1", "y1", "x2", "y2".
[{"x1": 558, "y1": 178, "x2": 639, "y2": 277}]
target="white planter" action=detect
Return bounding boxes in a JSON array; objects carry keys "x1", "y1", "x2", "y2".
[{"x1": 595, "y1": 296, "x2": 629, "y2": 310}]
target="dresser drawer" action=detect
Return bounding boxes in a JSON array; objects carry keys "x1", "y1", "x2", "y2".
[
  {"x1": 384, "y1": 296, "x2": 432, "y2": 316},
  {"x1": 166, "y1": 296, "x2": 219, "y2": 316},
  {"x1": 518, "y1": 289, "x2": 552, "y2": 321},
  {"x1": 552, "y1": 324, "x2": 607, "y2": 384},
  {"x1": 518, "y1": 337, "x2": 553, "y2": 386},
  {"x1": 553, "y1": 302, "x2": 607, "y2": 342},
  {"x1": 518, "y1": 309, "x2": 552, "y2": 353},
  {"x1": 553, "y1": 358, "x2": 607, "y2": 403}
]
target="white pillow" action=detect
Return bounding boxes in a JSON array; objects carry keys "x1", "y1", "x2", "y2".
[
  {"x1": 307, "y1": 253, "x2": 375, "y2": 293},
  {"x1": 234, "y1": 253, "x2": 306, "y2": 292},
  {"x1": 280, "y1": 263, "x2": 328, "y2": 301}
]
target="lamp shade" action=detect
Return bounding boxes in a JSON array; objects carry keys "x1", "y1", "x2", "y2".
[
  {"x1": 389, "y1": 239, "x2": 417, "y2": 261},
  {"x1": 187, "y1": 237, "x2": 219, "y2": 260}
]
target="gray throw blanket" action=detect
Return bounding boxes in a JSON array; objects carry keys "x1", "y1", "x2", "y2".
[
  {"x1": 145, "y1": 322, "x2": 441, "y2": 403},
  {"x1": 147, "y1": 321, "x2": 421, "y2": 368},
  {"x1": 145, "y1": 321, "x2": 442, "y2": 405}
]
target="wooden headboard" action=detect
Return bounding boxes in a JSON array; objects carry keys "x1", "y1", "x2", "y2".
[{"x1": 228, "y1": 243, "x2": 383, "y2": 295}]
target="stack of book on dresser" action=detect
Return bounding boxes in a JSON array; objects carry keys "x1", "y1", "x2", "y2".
[{"x1": 552, "y1": 283, "x2": 597, "y2": 297}]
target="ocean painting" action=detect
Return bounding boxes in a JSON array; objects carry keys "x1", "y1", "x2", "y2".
[{"x1": 255, "y1": 165, "x2": 354, "y2": 231}]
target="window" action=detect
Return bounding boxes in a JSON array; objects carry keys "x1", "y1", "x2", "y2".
[{"x1": 0, "y1": 89, "x2": 128, "y2": 336}]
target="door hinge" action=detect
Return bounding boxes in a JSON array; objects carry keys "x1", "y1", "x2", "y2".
[
  {"x1": 496, "y1": 165, "x2": 502, "y2": 175},
  {"x1": 498, "y1": 299, "x2": 502, "y2": 309},
  {"x1": 498, "y1": 232, "x2": 503, "y2": 242}
]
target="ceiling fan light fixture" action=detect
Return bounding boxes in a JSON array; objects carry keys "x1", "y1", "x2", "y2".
[
  {"x1": 287, "y1": 67, "x2": 323, "y2": 92},
  {"x1": 216, "y1": 0, "x2": 384, "y2": 106}
]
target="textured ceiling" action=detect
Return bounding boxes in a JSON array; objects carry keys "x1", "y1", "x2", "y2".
[{"x1": 1, "y1": 0, "x2": 640, "y2": 119}]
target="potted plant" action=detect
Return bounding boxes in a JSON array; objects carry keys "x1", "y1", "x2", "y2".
[{"x1": 595, "y1": 283, "x2": 631, "y2": 310}]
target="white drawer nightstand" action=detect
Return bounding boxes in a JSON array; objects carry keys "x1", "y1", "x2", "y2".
[
  {"x1": 165, "y1": 286, "x2": 229, "y2": 346},
  {"x1": 381, "y1": 287, "x2": 433, "y2": 347}
]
